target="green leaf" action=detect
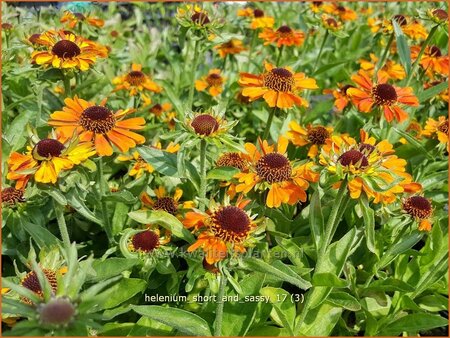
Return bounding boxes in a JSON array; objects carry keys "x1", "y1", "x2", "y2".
[
  {"x1": 377, "y1": 232, "x2": 423, "y2": 269},
  {"x1": 241, "y1": 258, "x2": 311, "y2": 290},
  {"x1": 297, "y1": 301, "x2": 343, "y2": 336},
  {"x1": 367, "y1": 278, "x2": 415, "y2": 292},
  {"x1": 315, "y1": 60, "x2": 351, "y2": 75},
  {"x1": 380, "y1": 314, "x2": 448, "y2": 336},
  {"x1": 93, "y1": 278, "x2": 147, "y2": 310},
  {"x1": 41, "y1": 187, "x2": 67, "y2": 206},
  {"x1": 66, "y1": 190, "x2": 103, "y2": 226},
  {"x1": 38, "y1": 68, "x2": 63, "y2": 81},
  {"x1": 418, "y1": 81, "x2": 448, "y2": 102},
  {"x1": 260, "y1": 287, "x2": 295, "y2": 334},
  {"x1": 309, "y1": 190, "x2": 324, "y2": 251},
  {"x1": 137, "y1": 146, "x2": 178, "y2": 176},
  {"x1": 392, "y1": 20, "x2": 411, "y2": 75},
  {"x1": 206, "y1": 167, "x2": 239, "y2": 181},
  {"x1": 327, "y1": 292, "x2": 361, "y2": 311},
  {"x1": 392, "y1": 128, "x2": 433, "y2": 160},
  {"x1": 88, "y1": 258, "x2": 140, "y2": 282},
  {"x1": 20, "y1": 220, "x2": 60, "y2": 248},
  {"x1": 131, "y1": 305, "x2": 212, "y2": 336},
  {"x1": 359, "y1": 195, "x2": 377, "y2": 256},
  {"x1": 102, "y1": 191, "x2": 138, "y2": 204},
  {"x1": 312, "y1": 273, "x2": 348, "y2": 288},
  {"x1": 128, "y1": 210, "x2": 194, "y2": 243}
]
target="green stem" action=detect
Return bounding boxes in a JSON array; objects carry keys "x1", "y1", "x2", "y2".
[
  {"x1": 262, "y1": 107, "x2": 277, "y2": 140},
  {"x1": 312, "y1": 30, "x2": 329, "y2": 73},
  {"x1": 188, "y1": 39, "x2": 200, "y2": 109},
  {"x1": 199, "y1": 139, "x2": 207, "y2": 212},
  {"x1": 62, "y1": 74, "x2": 72, "y2": 98},
  {"x1": 276, "y1": 45, "x2": 284, "y2": 66},
  {"x1": 98, "y1": 157, "x2": 114, "y2": 244},
  {"x1": 53, "y1": 200, "x2": 70, "y2": 248},
  {"x1": 246, "y1": 30, "x2": 258, "y2": 72},
  {"x1": 374, "y1": 32, "x2": 394, "y2": 79},
  {"x1": 405, "y1": 25, "x2": 439, "y2": 86},
  {"x1": 222, "y1": 53, "x2": 228, "y2": 71},
  {"x1": 214, "y1": 272, "x2": 227, "y2": 336}
]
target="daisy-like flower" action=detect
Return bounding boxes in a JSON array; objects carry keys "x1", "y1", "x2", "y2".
[
  {"x1": 410, "y1": 45, "x2": 449, "y2": 78},
  {"x1": 427, "y1": 8, "x2": 448, "y2": 24},
  {"x1": 60, "y1": 10, "x2": 104, "y2": 29},
  {"x1": 112, "y1": 63, "x2": 162, "y2": 101},
  {"x1": 149, "y1": 102, "x2": 172, "y2": 118},
  {"x1": 323, "y1": 84, "x2": 355, "y2": 111},
  {"x1": 20, "y1": 269, "x2": 58, "y2": 304},
  {"x1": 358, "y1": 53, "x2": 406, "y2": 80},
  {"x1": 195, "y1": 69, "x2": 225, "y2": 97},
  {"x1": 402, "y1": 20, "x2": 428, "y2": 40},
  {"x1": 319, "y1": 130, "x2": 421, "y2": 204},
  {"x1": 48, "y1": 96, "x2": 146, "y2": 156},
  {"x1": 216, "y1": 152, "x2": 249, "y2": 200},
  {"x1": 128, "y1": 226, "x2": 171, "y2": 254},
  {"x1": 322, "y1": 3, "x2": 357, "y2": 21},
  {"x1": 141, "y1": 186, "x2": 194, "y2": 218},
  {"x1": 321, "y1": 15, "x2": 343, "y2": 31},
  {"x1": 258, "y1": 25, "x2": 305, "y2": 47},
  {"x1": 368, "y1": 15, "x2": 407, "y2": 35},
  {"x1": 183, "y1": 199, "x2": 258, "y2": 264},
  {"x1": 310, "y1": 1, "x2": 324, "y2": 13},
  {"x1": 214, "y1": 39, "x2": 246, "y2": 58},
  {"x1": 402, "y1": 195, "x2": 434, "y2": 231},
  {"x1": 117, "y1": 141, "x2": 179, "y2": 178},
  {"x1": 286, "y1": 122, "x2": 333, "y2": 158},
  {"x1": 31, "y1": 30, "x2": 107, "y2": 71},
  {"x1": 422, "y1": 116, "x2": 449, "y2": 149},
  {"x1": 399, "y1": 120, "x2": 423, "y2": 145},
  {"x1": 1, "y1": 187, "x2": 25, "y2": 206},
  {"x1": 7, "y1": 133, "x2": 95, "y2": 189},
  {"x1": 185, "y1": 112, "x2": 234, "y2": 138},
  {"x1": 248, "y1": 9, "x2": 275, "y2": 29},
  {"x1": 177, "y1": 5, "x2": 214, "y2": 30},
  {"x1": 234, "y1": 136, "x2": 318, "y2": 208},
  {"x1": 238, "y1": 62, "x2": 317, "y2": 108},
  {"x1": 347, "y1": 70, "x2": 419, "y2": 123}
]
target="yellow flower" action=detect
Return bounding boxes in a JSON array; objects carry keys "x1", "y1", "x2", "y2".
[
  {"x1": 358, "y1": 53, "x2": 406, "y2": 80},
  {"x1": 234, "y1": 136, "x2": 318, "y2": 208},
  {"x1": 195, "y1": 69, "x2": 225, "y2": 97},
  {"x1": 214, "y1": 39, "x2": 246, "y2": 58},
  {"x1": 31, "y1": 30, "x2": 107, "y2": 71},
  {"x1": 322, "y1": 3, "x2": 357, "y2": 21},
  {"x1": 422, "y1": 116, "x2": 449, "y2": 150},
  {"x1": 60, "y1": 10, "x2": 104, "y2": 28},
  {"x1": 113, "y1": 63, "x2": 162, "y2": 98},
  {"x1": 141, "y1": 186, "x2": 194, "y2": 218},
  {"x1": 259, "y1": 25, "x2": 305, "y2": 47},
  {"x1": 286, "y1": 122, "x2": 333, "y2": 158}
]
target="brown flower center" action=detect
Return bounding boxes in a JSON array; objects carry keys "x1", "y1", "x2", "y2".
[
  {"x1": 38, "y1": 297, "x2": 76, "y2": 326},
  {"x1": 263, "y1": 68, "x2": 295, "y2": 92},
  {"x1": 29, "y1": 33, "x2": 41, "y2": 44},
  {"x1": 403, "y1": 196, "x2": 432, "y2": 219},
  {"x1": 21, "y1": 269, "x2": 58, "y2": 304},
  {"x1": 206, "y1": 73, "x2": 223, "y2": 86},
  {"x1": 393, "y1": 14, "x2": 408, "y2": 26},
  {"x1": 338, "y1": 149, "x2": 369, "y2": 168},
  {"x1": 325, "y1": 18, "x2": 338, "y2": 27},
  {"x1": 51, "y1": 40, "x2": 81, "y2": 58},
  {"x1": 80, "y1": 106, "x2": 116, "y2": 134},
  {"x1": 191, "y1": 114, "x2": 219, "y2": 136},
  {"x1": 341, "y1": 84, "x2": 355, "y2": 95},
  {"x1": 437, "y1": 119, "x2": 449, "y2": 134},
  {"x1": 221, "y1": 40, "x2": 235, "y2": 49},
  {"x1": 126, "y1": 71, "x2": 146, "y2": 86},
  {"x1": 253, "y1": 9, "x2": 264, "y2": 18},
  {"x1": 307, "y1": 126, "x2": 329, "y2": 145},
  {"x1": 150, "y1": 104, "x2": 163, "y2": 115},
  {"x1": 202, "y1": 258, "x2": 219, "y2": 274},
  {"x1": 191, "y1": 12, "x2": 210, "y2": 25},
  {"x1": 211, "y1": 206, "x2": 251, "y2": 243},
  {"x1": 372, "y1": 83, "x2": 397, "y2": 106},
  {"x1": 432, "y1": 9, "x2": 448, "y2": 20},
  {"x1": 358, "y1": 143, "x2": 376, "y2": 156},
  {"x1": 430, "y1": 45, "x2": 442, "y2": 57},
  {"x1": 313, "y1": 1, "x2": 323, "y2": 7},
  {"x1": 131, "y1": 230, "x2": 160, "y2": 253},
  {"x1": 73, "y1": 12, "x2": 86, "y2": 20},
  {"x1": 153, "y1": 197, "x2": 178, "y2": 215},
  {"x1": 277, "y1": 25, "x2": 293, "y2": 37},
  {"x1": 2, "y1": 187, "x2": 25, "y2": 205},
  {"x1": 337, "y1": 5, "x2": 346, "y2": 12},
  {"x1": 216, "y1": 152, "x2": 247, "y2": 171},
  {"x1": 2, "y1": 23, "x2": 13, "y2": 30},
  {"x1": 256, "y1": 153, "x2": 292, "y2": 183},
  {"x1": 33, "y1": 139, "x2": 65, "y2": 159}
]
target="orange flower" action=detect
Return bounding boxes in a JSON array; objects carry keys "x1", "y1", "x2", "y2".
[
  {"x1": 410, "y1": 45, "x2": 449, "y2": 78},
  {"x1": 113, "y1": 63, "x2": 162, "y2": 100},
  {"x1": 358, "y1": 53, "x2": 406, "y2": 80},
  {"x1": 60, "y1": 10, "x2": 104, "y2": 28},
  {"x1": 321, "y1": 14, "x2": 343, "y2": 31},
  {"x1": 234, "y1": 136, "x2": 318, "y2": 208},
  {"x1": 214, "y1": 40, "x2": 246, "y2": 58},
  {"x1": 259, "y1": 25, "x2": 305, "y2": 47},
  {"x1": 184, "y1": 199, "x2": 257, "y2": 264},
  {"x1": 402, "y1": 195, "x2": 433, "y2": 231},
  {"x1": 402, "y1": 20, "x2": 427, "y2": 40},
  {"x1": 238, "y1": 62, "x2": 317, "y2": 108},
  {"x1": 310, "y1": 2, "x2": 324, "y2": 13},
  {"x1": 347, "y1": 70, "x2": 419, "y2": 123},
  {"x1": 249, "y1": 9, "x2": 274, "y2": 29},
  {"x1": 149, "y1": 102, "x2": 172, "y2": 118},
  {"x1": 31, "y1": 30, "x2": 107, "y2": 71},
  {"x1": 286, "y1": 122, "x2": 333, "y2": 158},
  {"x1": 323, "y1": 84, "x2": 355, "y2": 112},
  {"x1": 319, "y1": 130, "x2": 421, "y2": 204},
  {"x1": 322, "y1": 3, "x2": 357, "y2": 21},
  {"x1": 48, "y1": 96, "x2": 145, "y2": 156},
  {"x1": 195, "y1": 69, "x2": 225, "y2": 97},
  {"x1": 422, "y1": 116, "x2": 449, "y2": 149},
  {"x1": 140, "y1": 186, "x2": 194, "y2": 219}
]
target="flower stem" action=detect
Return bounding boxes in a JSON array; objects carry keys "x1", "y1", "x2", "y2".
[
  {"x1": 276, "y1": 45, "x2": 284, "y2": 66},
  {"x1": 374, "y1": 32, "x2": 394, "y2": 79},
  {"x1": 62, "y1": 74, "x2": 72, "y2": 98},
  {"x1": 312, "y1": 30, "x2": 329, "y2": 73},
  {"x1": 246, "y1": 30, "x2": 258, "y2": 72},
  {"x1": 405, "y1": 25, "x2": 439, "y2": 86},
  {"x1": 53, "y1": 200, "x2": 70, "y2": 248},
  {"x1": 98, "y1": 157, "x2": 114, "y2": 244},
  {"x1": 188, "y1": 39, "x2": 200, "y2": 109},
  {"x1": 214, "y1": 272, "x2": 227, "y2": 336},
  {"x1": 199, "y1": 139, "x2": 207, "y2": 212},
  {"x1": 262, "y1": 107, "x2": 277, "y2": 140}
]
